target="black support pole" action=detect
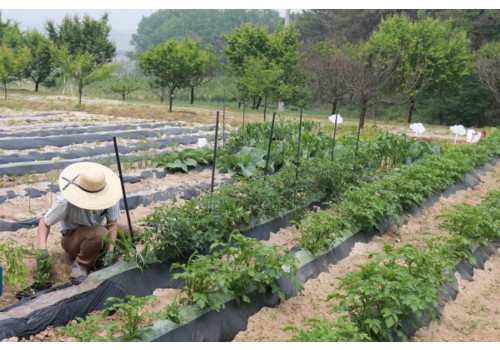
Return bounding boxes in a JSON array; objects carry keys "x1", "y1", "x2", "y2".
[
  {"x1": 331, "y1": 114, "x2": 339, "y2": 161},
  {"x1": 264, "y1": 112, "x2": 276, "y2": 178},
  {"x1": 113, "y1": 136, "x2": 134, "y2": 239},
  {"x1": 296, "y1": 109, "x2": 303, "y2": 179},
  {"x1": 355, "y1": 117, "x2": 362, "y2": 155},
  {"x1": 211, "y1": 111, "x2": 220, "y2": 193}
]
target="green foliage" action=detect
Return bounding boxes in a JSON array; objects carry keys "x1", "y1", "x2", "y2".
[
  {"x1": 0, "y1": 44, "x2": 30, "y2": 99},
  {"x1": 0, "y1": 240, "x2": 33, "y2": 289},
  {"x1": 217, "y1": 147, "x2": 270, "y2": 178},
  {"x1": 131, "y1": 9, "x2": 282, "y2": 54},
  {"x1": 22, "y1": 30, "x2": 54, "y2": 91},
  {"x1": 102, "y1": 228, "x2": 149, "y2": 269},
  {"x1": 223, "y1": 23, "x2": 303, "y2": 110},
  {"x1": 170, "y1": 232, "x2": 299, "y2": 311},
  {"x1": 298, "y1": 211, "x2": 352, "y2": 255},
  {"x1": 152, "y1": 146, "x2": 213, "y2": 172},
  {"x1": 52, "y1": 46, "x2": 118, "y2": 104},
  {"x1": 144, "y1": 130, "x2": 445, "y2": 262},
  {"x1": 102, "y1": 295, "x2": 156, "y2": 341},
  {"x1": 34, "y1": 253, "x2": 53, "y2": 286},
  {"x1": 45, "y1": 13, "x2": 115, "y2": 65},
  {"x1": 138, "y1": 37, "x2": 207, "y2": 110},
  {"x1": 58, "y1": 295, "x2": 156, "y2": 341},
  {"x1": 106, "y1": 73, "x2": 143, "y2": 100},
  {"x1": 285, "y1": 317, "x2": 372, "y2": 342},
  {"x1": 58, "y1": 314, "x2": 110, "y2": 342},
  {"x1": 330, "y1": 244, "x2": 453, "y2": 341},
  {"x1": 298, "y1": 129, "x2": 499, "y2": 255},
  {"x1": 438, "y1": 189, "x2": 500, "y2": 260}
]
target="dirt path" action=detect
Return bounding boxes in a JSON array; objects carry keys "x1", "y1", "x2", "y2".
[{"x1": 233, "y1": 162, "x2": 500, "y2": 342}]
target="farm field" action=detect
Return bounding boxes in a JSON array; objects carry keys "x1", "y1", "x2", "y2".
[{"x1": 0, "y1": 95, "x2": 498, "y2": 343}]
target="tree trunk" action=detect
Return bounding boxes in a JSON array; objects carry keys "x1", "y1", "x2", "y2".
[
  {"x1": 169, "y1": 89, "x2": 174, "y2": 112},
  {"x1": 35, "y1": 81, "x2": 40, "y2": 92},
  {"x1": 437, "y1": 111, "x2": 444, "y2": 125},
  {"x1": 190, "y1": 87, "x2": 195, "y2": 104},
  {"x1": 476, "y1": 111, "x2": 485, "y2": 127},
  {"x1": 407, "y1": 96, "x2": 416, "y2": 124},
  {"x1": 3, "y1": 82, "x2": 7, "y2": 100},
  {"x1": 252, "y1": 98, "x2": 257, "y2": 110},
  {"x1": 122, "y1": 93, "x2": 126, "y2": 101},
  {"x1": 238, "y1": 99, "x2": 242, "y2": 109},
  {"x1": 255, "y1": 96, "x2": 262, "y2": 110},
  {"x1": 331, "y1": 95, "x2": 338, "y2": 115},
  {"x1": 243, "y1": 103, "x2": 246, "y2": 127},
  {"x1": 359, "y1": 102, "x2": 367, "y2": 129},
  {"x1": 78, "y1": 84, "x2": 83, "y2": 104},
  {"x1": 263, "y1": 95, "x2": 268, "y2": 122}
]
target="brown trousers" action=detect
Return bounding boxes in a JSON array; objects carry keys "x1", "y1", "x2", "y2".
[{"x1": 61, "y1": 224, "x2": 129, "y2": 269}]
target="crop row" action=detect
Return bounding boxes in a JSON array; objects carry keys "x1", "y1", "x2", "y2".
[
  {"x1": 54, "y1": 129, "x2": 499, "y2": 342},
  {"x1": 288, "y1": 188, "x2": 499, "y2": 341},
  {"x1": 142, "y1": 126, "x2": 441, "y2": 262}
]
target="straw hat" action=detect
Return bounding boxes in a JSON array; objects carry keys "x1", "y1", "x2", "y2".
[{"x1": 59, "y1": 162, "x2": 122, "y2": 210}]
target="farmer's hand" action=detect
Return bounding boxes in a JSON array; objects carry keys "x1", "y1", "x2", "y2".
[
  {"x1": 103, "y1": 251, "x2": 114, "y2": 267},
  {"x1": 36, "y1": 249, "x2": 49, "y2": 266}
]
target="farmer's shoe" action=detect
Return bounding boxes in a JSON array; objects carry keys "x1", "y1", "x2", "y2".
[{"x1": 70, "y1": 261, "x2": 88, "y2": 284}]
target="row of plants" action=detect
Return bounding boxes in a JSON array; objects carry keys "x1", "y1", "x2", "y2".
[
  {"x1": 287, "y1": 188, "x2": 500, "y2": 341},
  {"x1": 56, "y1": 232, "x2": 299, "y2": 341},
  {"x1": 297, "y1": 129, "x2": 500, "y2": 255},
  {"x1": 152, "y1": 119, "x2": 441, "y2": 178},
  {"x1": 141, "y1": 129, "x2": 441, "y2": 262},
  {"x1": 152, "y1": 146, "x2": 213, "y2": 172}
]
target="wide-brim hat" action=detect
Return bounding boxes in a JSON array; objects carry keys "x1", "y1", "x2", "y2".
[{"x1": 59, "y1": 162, "x2": 122, "y2": 210}]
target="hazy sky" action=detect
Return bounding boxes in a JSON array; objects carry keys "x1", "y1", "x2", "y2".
[
  {"x1": 1, "y1": 9, "x2": 156, "y2": 32},
  {"x1": 0, "y1": 7, "x2": 294, "y2": 51}
]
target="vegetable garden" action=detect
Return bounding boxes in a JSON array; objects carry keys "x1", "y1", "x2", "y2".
[{"x1": 0, "y1": 109, "x2": 498, "y2": 342}]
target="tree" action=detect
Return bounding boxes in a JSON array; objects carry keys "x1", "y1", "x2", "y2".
[
  {"x1": 299, "y1": 39, "x2": 348, "y2": 114},
  {"x1": 0, "y1": 45, "x2": 30, "y2": 99},
  {"x1": 336, "y1": 42, "x2": 399, "y2": 128},
  {"x1": 0, "y1": 12, "x2": 24, "y2": 48},
  {"x1": 294, "y1": 9, "x2": 454, "y2": 46},
  {"x1": 457, "y1": 9, "x2": 500, "y2": 51},
  {"x1": 187, "y1": 43, "x2": 221, "y2": 104},
  {"x1": 130, "y1": 9, "x2": 281, "y2": 54},
  {"x1": 46, "y1": 13, "x2": 115, "y2": 65},
  {"x1": 476, "y1": 42, "x2": 500, "y2": 104},
  {"x1": 139, "y1": 38, "x2": 203, "y2": 112},
  {"x1": 223, "y1": 23, "x2": 303, "y2": 115},
  {"x1": 369, "y1": 11, "x2": 471, "y2": 123},
  {"x1": 107, "y1": 74, "x2": 142, "y2": 101},
  {"x1": 23, "y1": 30, "x2": 53, "y2": 92},
  {"x1": 53, "y1": 47, "x2": 117, "y2": 104}
]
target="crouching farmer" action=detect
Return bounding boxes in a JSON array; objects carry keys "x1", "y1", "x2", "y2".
[{"x1": 37, "y1": 162, "x2": 127, "y2": 282}]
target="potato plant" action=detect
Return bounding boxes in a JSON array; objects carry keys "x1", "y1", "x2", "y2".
[{"x1": 168, "y1": 232, "x2": 299, "y2": 313}]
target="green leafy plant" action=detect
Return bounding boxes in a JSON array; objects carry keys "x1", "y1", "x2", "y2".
[
  {"x1": 285, "y1": 317, "x2": 372, "y2": 342},
  {"x1": 101, "y1": 227, "x2": 152, "y2": 269},
  {"x1": 152, "y1": 147, "x2": 213, "y2": 172},
  {"x1": 57, "y1": 295, "x2": 156, "y2": 341},
  {"x1": 33, "y1": 253, "x2": 53, "y2": 287},
  {"x1": 0, "y1": 240, "x2": 33, "y2": 289},
  {"x1": 298, "y1": 210, "x2": 352, "y2": 255},
  {"x1": 102, "y1": 295, "x2": 156, "y2": 341},
  {"x1": 217, "y1": 147, "x2": 271, "y2": 178},
  {"x1": 170, "y1": 232, "x2": 300, "y2": 311},
  {"x1": 329, "y1": 244, "x2": 453, "y2": 341}
]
